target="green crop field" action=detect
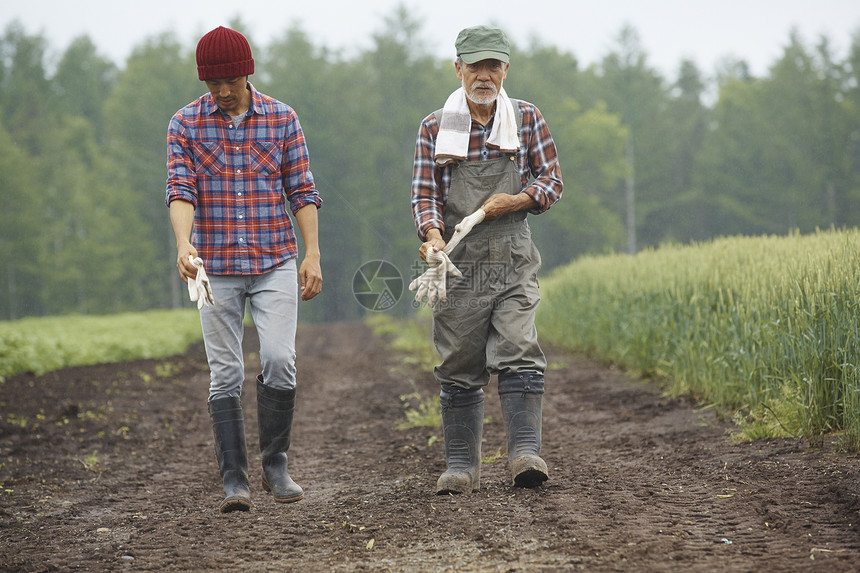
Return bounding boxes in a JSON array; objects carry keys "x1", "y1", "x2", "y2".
[
  {"x1": 537, "y1": 229, "x2": 860, "y2": 449},
  {"x1": 0, "y1": 309, "x2": 203, "y2": 380}
]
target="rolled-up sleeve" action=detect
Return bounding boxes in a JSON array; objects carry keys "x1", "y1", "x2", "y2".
[
  {"x1": 411, "y1": 115, "x2": 446, "y2": 241},
  {"x1": 520, "y1": 103, "x2": 563, "y2": 214},
  {"x1": 165, "y1": 113, "x2": 199, "y2": 207},
  {"x1": 282, "y1": 112, "x2": 321, "y2": 214}
]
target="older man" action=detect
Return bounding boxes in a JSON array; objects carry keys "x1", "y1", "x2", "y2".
[{"x1": 411, "y1": 25, "x2": 563, "y2": 494}]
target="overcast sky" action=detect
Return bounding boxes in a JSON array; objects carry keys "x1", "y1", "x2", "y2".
[{"x1": 2, "y1": 0, "x2": 859, "y2": 78}]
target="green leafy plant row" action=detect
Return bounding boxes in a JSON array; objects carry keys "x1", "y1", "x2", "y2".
[
  {"x1": 0, "y1": 309, "x2": 203, "y2": 380},
  {"x1": 537, "y1": 229, "x2": 860, "y2": 449}
]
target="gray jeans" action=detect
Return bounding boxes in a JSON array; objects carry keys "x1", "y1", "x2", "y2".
[{"x1": 200, "y1": 259, "x2": 299, "y2": 401}]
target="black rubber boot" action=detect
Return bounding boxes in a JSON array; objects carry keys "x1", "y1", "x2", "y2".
[
  {"x1": 256, "y1": 376, "x2": 303, "y2": 503},
  {"x1": 499, "y1": 373, "x2": 548, "y2": 488},
  {"x1": 436, "y1": 386, "x2": 484, "y2": 495},
  {"x1": 208, "y1": 397, "x2": 252, "y2": 512}
]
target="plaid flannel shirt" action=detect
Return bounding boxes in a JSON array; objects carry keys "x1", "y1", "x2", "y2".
[
  {"x1": 166, "y1": 83, "x2": 321, "y2": 275},
  {"x1": 411, "y1": 99, "x2": 563, "y2": 241}
]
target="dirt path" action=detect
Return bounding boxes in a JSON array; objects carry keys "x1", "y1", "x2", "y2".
[{"x1": 2, "y1": 321, "x2": 860, "y2": 572}]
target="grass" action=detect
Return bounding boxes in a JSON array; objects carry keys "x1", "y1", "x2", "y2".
[
  {"x1": 481, "y1": 447, "x2": 505, "y2": 464},
  {"x1": 365, "y1": 310, "x2": 438, "y2": 372},
  {"x1": 0, "y1": 309, "x2": 203, "y2": 380},
  {"x1": 537, "y1": 228, "x2": 860, "y2": 449},
  {"x1": 397, "y1": 391, "x2": 442, "y2": 430}
]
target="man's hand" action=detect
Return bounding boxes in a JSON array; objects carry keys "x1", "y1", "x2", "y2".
[
  {"x1": 419, "y1": 228, "x2": 446, "y2": 262},
  {"x1": 170, "y1": 200, "x2": 198, "y2": 284},
  {"x1": 481, "y1": 192, "x2": 538, "y2": 220},
  {"x1": 299, "y1": 254, "x2": 322, "y2": 301},
  {"x1": 294, "y1": 204, "x2": 322, "y2": 301},
  {"x1": 176, "y1": 243, "x2": 199, "y2": 284}
]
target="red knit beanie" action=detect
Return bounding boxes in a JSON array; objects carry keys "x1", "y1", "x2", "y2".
[{"x1": 196, "y1": 26, "x2": 255, "y2": 81}]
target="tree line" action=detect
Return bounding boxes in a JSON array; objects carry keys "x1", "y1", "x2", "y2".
[{"x1": 1, "y1": 9, "x2": 859, "y2": 322}]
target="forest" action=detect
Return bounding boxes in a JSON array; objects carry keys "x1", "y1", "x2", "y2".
[{"x1": 1, "y1": 8, "x2": 859, "y2": 322}]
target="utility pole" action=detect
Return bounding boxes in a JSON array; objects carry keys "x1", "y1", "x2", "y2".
[{"x1": 625, "y1": 136, "x2": 637, "y2": 255}]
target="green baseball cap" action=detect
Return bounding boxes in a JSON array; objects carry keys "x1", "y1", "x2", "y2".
[{"x1": 455, "y1": 25, "x2": 511, "y2": 64}]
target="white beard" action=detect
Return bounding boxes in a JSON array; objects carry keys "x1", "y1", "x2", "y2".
[{"x1": 464, "y1": 80, "x2": 499, "y2": 105}]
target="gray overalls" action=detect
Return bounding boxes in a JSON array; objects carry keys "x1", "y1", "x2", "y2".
[{"x1": 432, "y1": 135, "x2": 547, "y2": 391}]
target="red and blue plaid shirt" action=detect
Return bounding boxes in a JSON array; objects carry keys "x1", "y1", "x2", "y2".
[
  {"x1": 411, "y1": 100, "x2": 563, "y2": 241},
  {"x1": 166, "y1": 83, "x2": 321, "y2": 275}
]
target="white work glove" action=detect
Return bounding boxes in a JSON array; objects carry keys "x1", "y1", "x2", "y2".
[
  {"x1": 187, "y1": 256, "x2": 215, "y2": 309},
  {"x1": 409, "y1": 248, "x2": 462, "y2": 307},
  {"x1": 448, "y1": 209, "x2": 485, "y2": 251},
  {"x1": 409, "y1": 209, "x2": 485, "y2": 307}
]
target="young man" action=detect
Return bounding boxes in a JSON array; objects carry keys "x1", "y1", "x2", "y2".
[
  {"x1": 166, "y1": 26, "x2": 322, "y2": 512},
  {"x1": 411, "y1": 25, "x2": 563, "y2": 494}
]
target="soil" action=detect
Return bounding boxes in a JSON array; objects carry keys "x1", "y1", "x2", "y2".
[{"x1": 2, "y1": 321, "x2": 860, "y2": 572}]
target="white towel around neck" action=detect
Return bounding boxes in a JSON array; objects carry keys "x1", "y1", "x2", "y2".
[{"x1": 434, "y1": 86, "x2": 519, "y2": 166}]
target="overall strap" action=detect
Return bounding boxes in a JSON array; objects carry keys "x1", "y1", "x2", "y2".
[{"x1": 511, "y1": 98, "x2": 523, "y2": 137}]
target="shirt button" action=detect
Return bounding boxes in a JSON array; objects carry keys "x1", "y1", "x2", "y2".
[
  {"x1": 238, "y1": 215, "x2": 244, "y2": 219},
  {"x1": 237, "y1": 192, "x2": 242, "y2": 196}
]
